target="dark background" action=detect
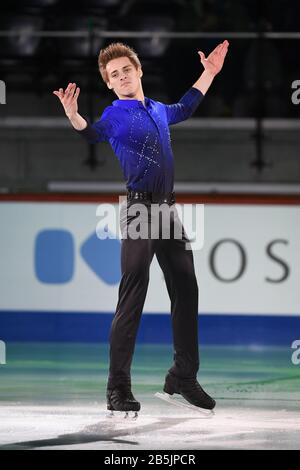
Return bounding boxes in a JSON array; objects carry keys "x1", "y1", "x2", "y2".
[{"x1": 0, "y1": 0, "x2": 300, "y2": 192}]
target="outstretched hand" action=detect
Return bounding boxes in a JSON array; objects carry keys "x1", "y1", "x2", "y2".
[
  {"x1": 198, "y1": 40, "x2": 229, "y2": 76},
  {"x1": 53, "y1": 82, "x2": 80, "y2": 119}
]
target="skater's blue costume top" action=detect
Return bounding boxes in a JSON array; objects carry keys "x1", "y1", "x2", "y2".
[{"x1": 76, "y1": 87, "x2": 204, "y2": 193}]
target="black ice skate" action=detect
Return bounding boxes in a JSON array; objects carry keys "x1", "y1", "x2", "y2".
[
  {"x1": 106, "y1": 382, "x2": 140, "y2": 419},
  {"x1": 155, "y1": 372, "x2": 216, "y2": 416}
]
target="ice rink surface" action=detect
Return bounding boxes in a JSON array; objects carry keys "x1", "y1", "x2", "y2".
[{"x1": 0, "y1": 343, "x2": 299, "y2": 450}]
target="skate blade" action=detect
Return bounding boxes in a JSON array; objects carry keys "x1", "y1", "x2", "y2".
[
  {"x1": 106, "y1": 410, "x2": 139, "y2": 420},
  {"x1": 155, "y1": 392, "x2": 214, "y2": 417}
]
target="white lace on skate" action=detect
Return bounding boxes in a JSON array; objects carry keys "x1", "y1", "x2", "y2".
[{"x1": 155, "y1": 392, "x2": 215, "y2": 417}]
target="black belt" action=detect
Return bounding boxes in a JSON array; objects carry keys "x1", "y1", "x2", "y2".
[{"x1": 127, "y1": 190, "x2": 176, "y2": 204}]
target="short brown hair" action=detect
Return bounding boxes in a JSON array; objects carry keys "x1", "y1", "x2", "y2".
[{"x1": 98, "y1": 42, "x2": 141, "y2": 83}]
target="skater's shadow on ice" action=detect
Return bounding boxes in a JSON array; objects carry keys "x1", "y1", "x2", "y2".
[{"x1": 0, "y1": 416, "x2": 190, "y2": 450}]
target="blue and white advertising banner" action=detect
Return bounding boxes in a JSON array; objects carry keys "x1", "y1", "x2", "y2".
[{"x1": 0, "y1": 201, "x2": 299, "y2": 344}]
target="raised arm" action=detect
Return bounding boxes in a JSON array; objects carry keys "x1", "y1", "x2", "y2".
[
  {"x1": 193, "y1": 40, "x2": 229, "y2": 95},
  {"x1": 53, "y1": 82, "x2": 120, "y2": 143},
  {"x1": 53, "y1": 82, "x2": 87, "y2": 130},
  {"x1": 164, "y1": 40, "x2": 229, "y2": 125}
]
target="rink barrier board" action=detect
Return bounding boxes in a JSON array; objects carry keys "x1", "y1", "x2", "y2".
[
  {"x1": 1, "y1": 193, "x2": 299, "y2": 346},
  {"x1": 2, "y1": 193, "x2": 300, "y2": 204},
  {"x1": 0, "y1": 311, "x2": 299, "y2": 346}
]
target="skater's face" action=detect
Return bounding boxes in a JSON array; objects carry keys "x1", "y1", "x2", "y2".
[{"x1": 106, "y1": 56, "x2": 143, "y2": 99}]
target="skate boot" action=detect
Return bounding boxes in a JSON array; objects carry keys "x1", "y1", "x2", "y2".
[
  {"x1": 161, "y1": 372, "x2": 216, "y2": 412},
  {"x1": 106, "y1": 380, "x2": 140, "y2": 419}
]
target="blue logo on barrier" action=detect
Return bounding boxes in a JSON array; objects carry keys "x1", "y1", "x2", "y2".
[
  {"x1": 35, "y1": 229, "x2": 75, "y2": 284},
  {"x1": 80, "y1": 232, "x2": 121, "y2": 285},
  {"x1": 34, "y1": 229, "x2": 121, "y2": 285}
]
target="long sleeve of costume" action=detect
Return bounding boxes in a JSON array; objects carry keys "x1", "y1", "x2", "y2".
[
  {"x1": 164, "y1": 87, "x2": 204, "y2": 125},
  {"x1": 74, "y1": 107, "x2": 121, "y2": 144}
]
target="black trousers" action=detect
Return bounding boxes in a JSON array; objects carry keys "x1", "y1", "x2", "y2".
[{"x1": 108, "y1": 200, "x2": 199, "y2": 388}]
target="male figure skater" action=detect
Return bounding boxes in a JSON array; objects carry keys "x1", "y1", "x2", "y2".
[{"x1": 54, "y1": 40, "x2": 229, "y2": 414}]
